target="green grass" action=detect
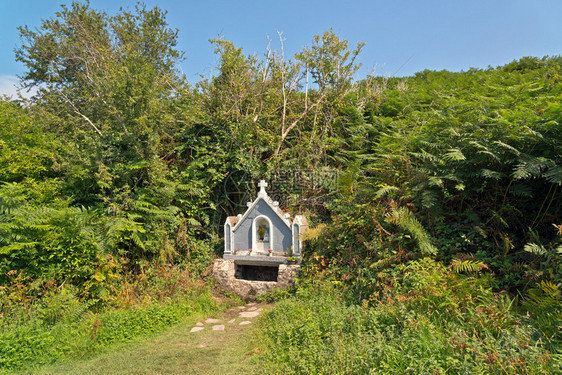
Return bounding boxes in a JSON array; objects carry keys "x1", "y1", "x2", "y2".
[
  {"x1": 30, "y1": 306, "x2": 263, "y2": 375},
  {"x1": 256, "y1": 259, "x2": 561, "y2": 374},
  {"x1": 3, "y1": 258, "x2": 559, "y2": 374},
  {"x1": 0, "y1": 288, "x2": 223, "y2": 373}
]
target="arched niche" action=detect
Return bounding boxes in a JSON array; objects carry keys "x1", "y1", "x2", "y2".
[
  {"x1": 293, "y1": 223, "x2": 300, "y2": 255},
  {"x1": 252, "y1": 215, "x2": 273, "y2": 254},
  {"x1": 224, "y1": 223, "x2": 232, "y2": 254}
]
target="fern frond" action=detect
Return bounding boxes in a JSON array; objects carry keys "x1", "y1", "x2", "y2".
[
  {"x1": 0, "y1": 182, "x2": 27, "y2": 213},
  {"x1": 385, "y1": 207, "x2": 437, "y2": 255},
  {"x1": 512, "y1": 157, "x2": 554, "y2": 180},
  {"x1": 450, "y1": 258, "x2": 487, "y2": 273},
  {"x1": 300, "y1": 224, "x2": 327, "y2": 241},
  {"x1": 537, "y1": 280, "x2": 560, "y2": 297},
  {"x1": 509, "y1": 183, "x2": 533, "y2": 197},
  {"x1": 480, "y1": 169, "x2": 504, "y2": 179},
  {"x1": 375, "y1": 185, "x2": 399, "y2": 199},
  {"x1": 544, "y1": 165, "x2": 562, "y2": 184},
  {"x1": 492, "y1": 141, "x2": 521, "y2": 156},
  {"x1": 476, "y1": 150, "x2": 501, "y2": 162},
  {"x1": 411, "y1": 149, "x2": 442, "y2": 164},
  {"x1": 38, "y1": 287, "x2": 94, "y2": 325},
  {"x1": 524, "y1": 242, "x2": 547, "y2": 256},
  {"x1": 421, "y1": 190, "x2": 438, "y2": 209},
  {"x1": 418, "y1": 140, "x2": 441, "y2": 150},
  {"x1": 0, "y1": 242, "x2": 39, "y2": 254},
  {"x1": 525, "y1": 280, "x2": 561, "y2": 336},
  {"x1": 468, "y1": 141, "x2": 488, "y2": 151},
  {"x1": 443, "y1": 148, "x2": 466, "y2": 161},
  {"x1": 427, "y1": 176, "x2": 444, "y2": 188}
]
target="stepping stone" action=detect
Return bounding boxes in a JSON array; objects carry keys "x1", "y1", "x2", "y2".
[
  {"x1": 190, "y1": 327, "x2": 204, "y2": 333},
  {"x1": 237, "y1": 306, "x2": 245, "y2": 310},
  {"x1": 247, "y1": 306, "x2": 258, "y2": 311},
  {"x1": 246, "y1": 302, "x2": 256, "y2": 306},
  {"x1": 212, "y1": 325, "x2": 225, "y2": 331},
  {"x1": 199, "y1": 343, "x2": 207, "y2": 348},
  {"x1": 228, "y1": 319, "x2": 236, "y2": 324},
  {"x1": 205, "y1": 318, "x2": 222, "y2": 324},
  {"x1": 239, "y1": 321, "x2": 252, "y2": 326},
  {"x1": 196, "y1": 322, "x2": 204, "y2": 326},
  {"x1": 239, "y1": 311, "x2": 260, "y2": 318},
  {"x1": 256, "y1": 308, "x2": 263, "y2": 312}
]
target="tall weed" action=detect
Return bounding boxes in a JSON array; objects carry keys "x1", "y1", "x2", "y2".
[
  {"x1": 0, "y1": 267, "x2": 221, "y2": 372},
  {"x1": 258, "y1": 260, "x2": 560, "y2": 374}
]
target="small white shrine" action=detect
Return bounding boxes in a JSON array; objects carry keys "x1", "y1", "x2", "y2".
[
  {"x1": 213, "y1": 180, "x2": 308, "y2": 300},
  {"x1": 223, "y1": 180, "x2": 308, "y2": 257}
]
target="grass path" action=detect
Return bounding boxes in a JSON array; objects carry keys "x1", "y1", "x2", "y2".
[{"x1": 33, "y1": 303, "x2": 270, "y2": 375}]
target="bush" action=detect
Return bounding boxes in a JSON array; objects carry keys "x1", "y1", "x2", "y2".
[
  {"x1": 0, "y1": 277, "x2": 220, "y2": 372},
  {"x1": 258, "y1": 260, "x2": 560, "y2": 374}
]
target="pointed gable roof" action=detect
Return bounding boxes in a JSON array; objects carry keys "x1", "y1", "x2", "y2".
[
  {"x1": 225, "y1": 216, "x2": 239, "y2": 227},
  {"x1": 232, "y1": 180, "x2": 291, "y2": 231},
  {"x1": 293, "y1": 215, "x2": 308, "y2": 227}
]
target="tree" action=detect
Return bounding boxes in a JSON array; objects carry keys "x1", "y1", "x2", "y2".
[
  {"x1": 16, "y1": 1, "x2": 186, "y2": 198},
  {"x1": 295, "y1": 28, "x2": 364, "y2": 95},
  {"x1": 0, "y1": 99, "x2": 58, "y2": 183},
  {"x1": 14, "y1": 2, "x2": 207, "y2": 265}
]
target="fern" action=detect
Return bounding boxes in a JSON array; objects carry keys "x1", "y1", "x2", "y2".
[
  {"x1": 38, "y1": 286, "x2": 94, "y2": 325},
  {"x1": 374, "y1": 185, "x2": 399, "y2": 199},
  {"x1": 492, "y1": 140, "x2": 521, "y2": 156},
  {"x1": 524, "y1": 229, "x2": 561, "y2": 284},
  {"x1": 524, "y1": 242, "x2": 547, "y2": 256},
  {"x1": 545, "y1": 165, "x2": 562, "y2": 185},
  {"x1": 420, "y1": 190, "x2": 438, "y2": 209},
  {"x1": 410, "y1": 149, "x2": 442, "y2": 164},
  {"x1": 450, "y1": 258, "x2": 487, "y2": 273},
  {"x1": 476, "y1": 150, "x2": 501, "y2": 162},
  {"x1": 524, "y1": 280, "x2": 562, "y2": 342},
  {"x1": 386, "y1": 207, "x2": 437, "y2": 255},
  {"x1": 443, "y1": 148, "x2": 466, "y2": 161},
  {"x1": 300, "y1": 224, "x2": 327, "y2": 241},
  {"x1": 0, "y1": 182, "x2": 27, "y2": 214},
  {"x1": 480, "y1": 169, "x2": 504, "y2": 179},
  {"x1": 0, "y1": 183, "x2": 103, "y2": 283},
  {"x1": 426, "y1": 176, "x2": 444, "y2": 188},
  {"x1": 512, "y1": 156, "x2": 555, "y2": 180},
  {"x1": 509, "y1": 183, "x2": 533, "y2": 197}
]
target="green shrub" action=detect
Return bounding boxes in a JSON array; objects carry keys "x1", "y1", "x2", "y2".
[
  {"x1": 0, "y1": 284, "x2": 219, "y2": 372},
  {"x1": 523, "y1": 280, "x2": 562, "y2": 347},
  {"x1": 258, "y1": 260, "x2": 560, "y2": 374}
]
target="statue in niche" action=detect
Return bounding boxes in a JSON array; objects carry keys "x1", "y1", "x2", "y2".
[
  {"x1": 257, "y1": 223, "x2": 269, "y2": 242},
  {"x1": 223, "y1": 180, "x2": 307, "y2": 257}
]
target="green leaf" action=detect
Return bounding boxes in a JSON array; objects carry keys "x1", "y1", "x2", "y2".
[
  {"x1": 512, "y1": 157, "x2": 554, "y2": 180},
  {"x1": 544, "y1": 165, "x2": 562, "y2": 185},
  {"x1": 480, "y1": 169, "x2": 504, "y2": 179},
  {"x1": 443, "y1": 148, "x2": 466, "y2": 161}
]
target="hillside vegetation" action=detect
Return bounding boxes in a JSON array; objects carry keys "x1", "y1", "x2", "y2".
[{"x1": 0, "y1": 2, "x2": 560, "y2": 373}]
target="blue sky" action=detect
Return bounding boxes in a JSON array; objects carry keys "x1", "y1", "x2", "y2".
[{"x1": 1, "y1": 0, "x2": 561, "y2": 97}]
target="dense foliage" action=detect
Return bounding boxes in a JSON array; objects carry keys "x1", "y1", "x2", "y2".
[
  {"x1": 0, "y1": 267, "x2": 221, "y2": 371},
  {"x1": 259, "y1": 261, "x2": 560, "y2": 374},
  {"x1": 0, "y1": 1, "x2": 560, "y2": 372}
]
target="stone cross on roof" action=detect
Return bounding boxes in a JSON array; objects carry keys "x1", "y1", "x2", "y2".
[{"x1": 258, "y1": 180, "x2": 268, "y2": 197}]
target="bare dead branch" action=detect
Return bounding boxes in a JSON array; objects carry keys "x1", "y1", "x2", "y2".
[{"x1": 58, "y1": 90, "x2": 104, "y2": 137}]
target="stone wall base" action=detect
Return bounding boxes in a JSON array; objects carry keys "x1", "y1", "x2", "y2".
[{"x1": 213, "y1": 258, "x2": 299, "y2": 300}]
